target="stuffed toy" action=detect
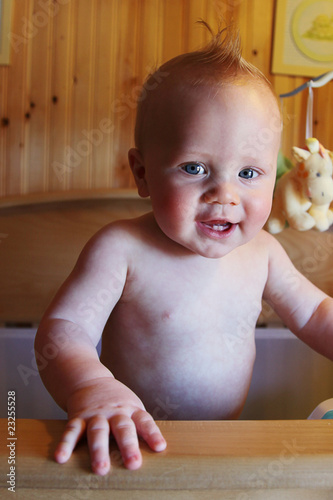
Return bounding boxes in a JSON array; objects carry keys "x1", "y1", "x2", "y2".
[{"x1": 267, "y1": 138, "x2": 333, "y2": 234}]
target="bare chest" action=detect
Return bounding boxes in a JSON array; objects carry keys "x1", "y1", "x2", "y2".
[
  {"x1": 101, "y1": 248, "x2": 268, "y2": 419},
  {"x1": 127, "y1": 252, "x2": 264, "y2": 329},
  {"x1": 104, "y1": 248, "x2": 267, "y2": 362}
]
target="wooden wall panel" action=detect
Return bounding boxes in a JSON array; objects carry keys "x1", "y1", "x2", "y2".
[
  {"x1": 49, "y1": 0, "x2": 74, "y2": 191},
  {"x1": 162, "y1": 0, "x2": 184, "y2": 61},
  {"x1": 2, "y1": 0, "x2": 32, "y2": 197},
  {"x1": 112, "y1": 0, "x2": 143, "y2": 189},
  {"x1": 1, "y1": 0, "x2": 333, "y2": 202},
  {"x1": 90, "y1": 0, "x2": 117, "y2": 189},
  {"x1": 69, "y1": 0, "x2": 95, "y2": 190},
  {"x1": 27, "y1": 0, "x2": 53, "y2": 194}
]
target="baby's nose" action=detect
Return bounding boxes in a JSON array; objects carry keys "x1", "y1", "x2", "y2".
[{"x1": 204, "y1": 182, "x2": 240, "y2": 206}]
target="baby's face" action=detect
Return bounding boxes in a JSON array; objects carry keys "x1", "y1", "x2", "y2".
[{"x1": 134, "y1": 82, "x2": 281, "y2": 258}]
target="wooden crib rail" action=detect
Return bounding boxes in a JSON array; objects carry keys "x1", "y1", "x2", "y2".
[
  {"x1": 0, "y1": 192, "x2": 151, "y2": 324},
  {"x1": 0, "y1": 189, "x2": 140, "y2": 209},
  {"x1": 1, "y1": 419, "x2": 333, "y2": 496}
]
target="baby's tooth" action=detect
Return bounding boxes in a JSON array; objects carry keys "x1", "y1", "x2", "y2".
[{"x1": 212, "y1": 223, "x2": 228, "y2": 231}]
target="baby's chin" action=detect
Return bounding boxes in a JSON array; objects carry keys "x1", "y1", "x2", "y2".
[
  {"x1": 170, "y1": 237, "x2": 239, "y2": 260},
  {"x1": 192, "y1": 246, "x2": 236, "y2": 259},
  {"x1": 174, "y1": 232, "x2": 260, "y2": 259}
]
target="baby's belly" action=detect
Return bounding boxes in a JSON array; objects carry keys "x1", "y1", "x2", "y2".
[{"x1": 101, "y1": 326, "x2": 256, "y2": 420}]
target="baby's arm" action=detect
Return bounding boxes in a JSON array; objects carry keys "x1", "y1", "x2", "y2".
[
  {"x1": 263, "y1": 233, "x2": 333, "y2": 360},
  {"x1": 34, "y1": 224, "x2": 166, "y2": 475}
]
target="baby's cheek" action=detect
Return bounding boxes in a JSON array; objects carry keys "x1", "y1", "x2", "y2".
[
  {"x1": 160, "y1": 189, "x2": 193, "y2": 220},
  {"x1": 154, "y1": 194, "x2": 194, "y2": 243},
  {"x1": 151, "y1": 195, "x2": 180, "y2": 232},
  {"x1": 250, "y1": 196, "x2": 273, "y2": 224}
]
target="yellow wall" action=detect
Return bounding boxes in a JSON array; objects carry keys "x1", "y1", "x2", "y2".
[{"x1": 1, "y1": 0, "x2": 332, "y2": 200}]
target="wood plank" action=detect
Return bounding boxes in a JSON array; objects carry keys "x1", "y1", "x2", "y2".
[
  {"x1": 4, "y1": 0, "x2": 33, "y2": 196},
  {"x1": 7, "y1": 489, "x2": 333, "y2": 500},
  {"x1": 89, "y1": 0, "x2": 118, "y2": 189},
  {"x1": 48, "y1": 0, "x2": 75, "y2": 192},
  {"x1": 278, "y1": 76, "x2": 302, "y2": 157},
  {"x1": 185, "y1": 0, "x2": 208, "y2": 52},
  {"x1": 0, "y1": 188, "x2": 141, "y2": 208},
  {"x1": 26, "y1": 0, "x2": 54, "y2": 194},
  {"x1": 260, "y1": 228, "x2": 333, "y2": 324},
  {"x1": 292, "y1": 77, "x2": 307, "y2": 145},
  {"x1": 1, "y1": 419, "x2": 333, "y2": 497},
  {"x1": 249, "y1": 0, "x2": 275, "y2": 76},
  {"x1": 69, "y1": 0, "x2": 96, "y2": 191},
  {"x1": 0, "y1": 67, "x2": 8, "y2": 197},
  {"x1": 314, "y1": 84, "x2": 333, "y2": 148},
  {"x1": 161, "y1": 0, "x2": 183, "y2": 62},
  {"x1": 0, "y1": 197, "x2": 151, "y2": 323},
  {"x1": 237, "y1": 0, "x2": 250, "y2": 60},
  {"x1": 111, "y1": 0, "x2": 140, "y2": 189}
]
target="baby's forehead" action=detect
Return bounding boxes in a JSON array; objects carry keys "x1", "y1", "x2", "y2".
[
  {"x1": 149, "y1": 77, "x2": 275, "y2": 120},
  {"x1": 137, "y1": 72, "x2": 280, "y2": 152}
]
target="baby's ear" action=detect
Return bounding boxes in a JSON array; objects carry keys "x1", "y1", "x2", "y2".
[{"x1": 128, "y1": 148, "x2": 150, "y2": 198}]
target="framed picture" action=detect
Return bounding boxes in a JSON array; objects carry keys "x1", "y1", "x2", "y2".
[
  {"x1": 272, "y1": 0, "x2": 333, "y2": 77},
  {"x1": 0, "y1": 0, "x2": 13, "y2": 65}
]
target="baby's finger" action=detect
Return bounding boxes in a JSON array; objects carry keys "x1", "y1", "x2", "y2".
[
  {"x1": 132, "y1": 409, "x2": 167, "y2": 452},
  {"x1": 54, "y1": 417, "x2": 86, "y2": 464},
  {"x1": 110, "y1": 414, "x2": 142, "y2": 470},
  {"x1": 87, "y1": 415, "x2": 111, "y2": 475}
]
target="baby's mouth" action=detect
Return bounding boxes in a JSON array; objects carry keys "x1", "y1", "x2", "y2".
[
  {"x1": 197, "y1": 219, "x2": 237, "y2": 239},
  {"x1": 202, "y1": 221, "x2": 232, "y2": 231}
]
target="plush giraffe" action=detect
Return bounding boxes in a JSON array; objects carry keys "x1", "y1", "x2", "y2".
[{"x1": 267, "y1": 138, "x2": 333, "y2": 234}]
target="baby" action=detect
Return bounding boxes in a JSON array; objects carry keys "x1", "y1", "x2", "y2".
[{"x1": 35, "y1": 24, "x2": 333, "y2": 476}]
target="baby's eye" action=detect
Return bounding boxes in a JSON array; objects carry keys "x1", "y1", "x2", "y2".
[
  {"x1": 181, "y1": 163, "x2": 206, "y2": 175},
  {"x1": 239, "y1": 168, "x2": 259, "y2": 179}
]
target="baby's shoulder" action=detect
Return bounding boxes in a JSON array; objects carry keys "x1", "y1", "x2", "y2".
[
  {"x1": 79, "y1": 212, "x2": 155, "y2": 261},
  {"x1": 255, "y1": 229, "x2": 290, "y2": 260},
  {"x1": 241, "y1": 230, "x2": 290, "y2": 275},
  {"x1": 246, "y1": 229, "x2": 277, "y2": 259},
  {"x1": 253, "y1": 228, "x2": 288, "y2": 252}
]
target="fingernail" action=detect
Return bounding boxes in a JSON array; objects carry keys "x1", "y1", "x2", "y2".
[
  {"x1": 55, "y1": 449, "x2": 69, "y2": 464},
  {"x1": 154, "y1": 439, "x2": 167, "y2": 451},
  {"x1": 125, "y1": 454, "x2": 141, "y2": 470},
  {"x1": 92, "y1": 460, "x2": 110, "y2": 475}
]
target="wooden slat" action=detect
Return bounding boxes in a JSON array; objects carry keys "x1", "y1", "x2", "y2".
[
  {"x1": 161, "y1": 0, "x2": 184, "y2": 62},
  {"x1": 314, "y1": 84, "x2": 333, "y2": 147},
  {"x1": 69, "y1": 0, "x2": 96, "y2": 191},
  {"x1": 4, "y1": 0, "x2": 32, "y2": 196},
  {"x1": 237, "y1": 0, "x2": 251, "y2": 61},
  {"x1": 0, "y1": 196, "x2": 152, "y2": 323},
  {"x1": 184, "y1": 0, "x2": 209, "y2": 52},
  {"x1": 249, "y1": 0, "x2": 275, "y2": 76},
  {"x1": 1, "y1": 419, "x2": 333, "y2": 497},
  {"x1": 0, "y1": 67, "x2": 8, "y2": 197},
  {"x1": 26, "y1": 0, "x2": 54, "y2": 194},
  {"x1": 48, "y1": 0, "x2": 75, "y2": 192},
  {"x1": 293, "y1": 77, "x2": 308, "y2": 146},
  {"x1": 90, "y1": 0, "x2": 117, "y2": 189},
  {"x1": 111, "y1": 0, "x2": 140, "y2": 189},
  {"x1": 0, "y1": 188, "x2": 142, "y2": 208},
  {"x1": 277, "y1": 76, "x2": 303, "y2": 157}
]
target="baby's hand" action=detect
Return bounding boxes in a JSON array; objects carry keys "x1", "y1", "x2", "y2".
[{"x1": 54, "y1": 377, "x2": 167, "y2": 475}]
